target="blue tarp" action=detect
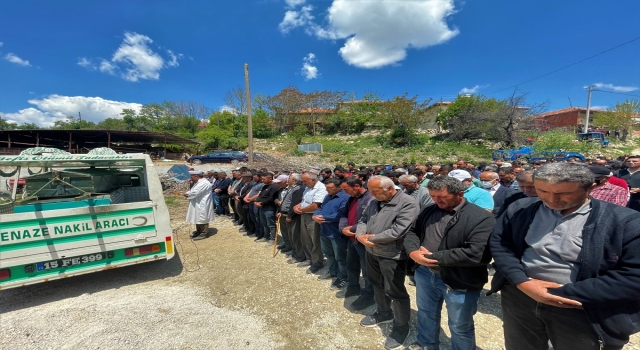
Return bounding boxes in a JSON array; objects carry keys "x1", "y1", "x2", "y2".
[{"x1": 167, "y1": 164, "x2": 190, "y2": 182}]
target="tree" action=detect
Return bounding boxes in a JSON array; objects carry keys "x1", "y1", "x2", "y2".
[
  {"x1": 224, "y1": 86, "x2": 247, "y2": 116},
  {"x1": 289, "y1": 125, "x2": 308, "y2": 145},
  {"x1": 50, "y1": 116, "x2": 96, "y2": 130},
  {"x1": 437, "y1": 94, "x2": 501, "y2": 142},
  {"x1": 487, "y1": 90, "x2": 547, "y2": 148},
  {"x1": 96, "y1": 117, "x2": 127, "y2": 130},
  {"x1": 378, "y1": 94, "x2": 433, "y2": 146},
  {"x1": 594, "y1": 99, "x2": 640, "y2": 141},
  {"x1": 15, "y1": 122, "x2": 41, "y2": 130},
  {"x1": 263, "y1": 85, "x2": 306, "y2": 132}
]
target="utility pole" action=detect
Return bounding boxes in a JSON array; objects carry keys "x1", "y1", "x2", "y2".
[
  {"x1": 78, "y1": 112, "x2": 82, "y2": 125},
  {"x1": 584, "y1": 85, "x2": 593, "y2": 132},
  {"x1": 244, "y1": 63, "x2": 253, "y2": 164}
]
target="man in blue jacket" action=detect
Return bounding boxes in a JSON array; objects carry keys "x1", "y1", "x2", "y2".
[
  {"x1": 490, "y1": 163, "x2": 640, "y2": 350},
  {"x1": 313, "y1": 178, "x2": 350, "y2": 289}
]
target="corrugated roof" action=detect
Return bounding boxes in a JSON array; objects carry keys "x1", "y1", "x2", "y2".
[{"x1": 0, "y1": 130, "x2": 199, "y2": 148}]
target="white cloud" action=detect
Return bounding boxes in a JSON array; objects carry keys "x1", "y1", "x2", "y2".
[
  {"x1": 4, "y1": 53, "x2": 31, "y2": 66},
  {"x1": 219, "y1": 105, "x2": 236, "y2": 113},
  {"x1": 0, "y1": 95, "x2": 142, "y2": 127},
  {"x1": 592, "y1": 83, "x2": 639, "y2": 93},
  {"x1": 459, "y1": 85, "x2": 488, "y2": 94},
  {"x1": 279, "y1": 0, "x2": 459, "y2": 68},
  {"x1": 285, "y1": 0, "x2": 306, "y2": 8},
  {"x1": 77, "y1": 57, "x2": 92, "y2": 68},
  {"x1": 99, "y1": 59, "x2": 116, "y2": 75},
  {"x1": 0, "y1": 42, "x2": 3, "y2": 47},
  {"x1": 590, "y1": 105, "x2": 609, "y2": 110},
  {"x1": 279, "y1": 5, "x2": 315, "y2": 34},
  {"x1": 77, "y1": 31, "x2": 183, "y2": 82},
  {"x1": 301, "y1": 53, "x2": 318, "y2": 80}
]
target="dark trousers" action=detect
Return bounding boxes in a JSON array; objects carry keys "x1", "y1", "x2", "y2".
[
  {"x1": 346, "y1": 239, "x2": 374, "y2": 298},
  {"x1": 243, "y1": 205, "x2": 255, "y2": 234},
  {"x1": 259, "y1": 206, "x2": 276, "y2": 240},
  {"x1": 501, "y1": 283, "x2": 620, "y2": 350},
  {"x1": 219, "y1": 194, "x2": 230, "y2": 215},
  {"x1": 320, "y1": 235, "x2": 349, "y2": 280},
  {"x1": 366, "y1": 252, "x2": 411, "y2": 328},
  {"x1": 301, "y1": 213, "x2": 324, "y2": 266},
  {"x1": 286, "y1": 215, "x2": 306, "y2": 261},
  {"x1": 234, "y1": 198, "x2": 244, "y2": 224},
  {"x1": 249, "y1": 204, "x2": 263, "y2": 238},
  {"x1": 280, "y1": 214, "x2": 292, "y2": 248},
  {"x1": 195, "y1": 223, "x2": 209, "y2": 236}
]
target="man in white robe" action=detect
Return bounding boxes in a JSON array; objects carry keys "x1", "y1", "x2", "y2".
[{"x1": 184, "y1": 171, "x2": 215, "y2": 240}]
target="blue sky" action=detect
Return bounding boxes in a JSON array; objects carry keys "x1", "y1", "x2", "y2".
[{"x1": 1, "y1": 0, "x2": 639, "y2": 127}]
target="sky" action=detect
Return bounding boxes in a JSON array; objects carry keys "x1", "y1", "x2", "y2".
[{"x1": 1, "y1": 0, "x2": 639, "y2": 128}]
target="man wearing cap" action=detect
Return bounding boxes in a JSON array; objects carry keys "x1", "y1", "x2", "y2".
[
  {"x1": 399, "y1": 174, "x2": 433, "y2": 212},
  {"x1": 276, "y1": 174, "x2": 299, "y2": 254},
  {"x1": 590, "y1": 166, "x2": 628, "y2": 207},
  {"x1": 184, "y1": 171, "x2": 215, "y2": 240},
  {"x1": 616, "y1": 155, "x2": 640, "y2": 212},
  {"x1": 449, "y1": 169, "x2": 494, "y2": 213}
]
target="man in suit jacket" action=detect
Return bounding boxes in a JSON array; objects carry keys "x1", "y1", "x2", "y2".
[{"x1": 479, "y1": 171, "x2": 516, "y2": 216}]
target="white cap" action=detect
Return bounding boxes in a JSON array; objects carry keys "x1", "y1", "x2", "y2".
[
  {"x1": 448, "y1": 169, "x2": 471, "y2": 181},
  {"x1": 273, "y1": 174, "x2": 289, "y2": 183},
  {"x1": 189, "y1": 170, "x2": 204, "y2": 176}
]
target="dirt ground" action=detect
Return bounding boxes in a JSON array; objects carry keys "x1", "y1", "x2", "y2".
[{"x1": 2, "y1": 196, "x2": 640, "y2": 349}]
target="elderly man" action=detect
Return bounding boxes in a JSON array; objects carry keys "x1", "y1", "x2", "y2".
[
  {"x1": 479, "y1": 171, "x2": 516, "y2": 216},
  {"x1": 313, "y1": 178, "x2": 350, "y2": 289},
  {"x1": 293, "y1": 172, "x2": 328, "y2": 274},
  {"x1": 588, "y1": 166, "x2": 628, "y2": 207},
  {"x1": 490, "y1": 163, "x2": 640, "y2": 350},
  {"x1": 236, "y1": 172, "x2": 255, "y2": 235},
  {"x1": 356, "y1": 176, "x2": 419, "y2": 350},
  {"x1": 245, "y1": 173, "x2": 265, "y2": 242},
  {"x1": 275, "y1": 174, "x2": 295, "y2": 253},
  {"x1": 400, "y1": 174, "x2": 434, "y2": 212},
  {"x1": 184, "y1": 171, "x2": 215, "y2": 240},
  {"x1": 448, "y1": 169, "x2": 494, "y2": 212},
  {"x1": 405, "y1": 176, "x2": 495, "y2": 350}
]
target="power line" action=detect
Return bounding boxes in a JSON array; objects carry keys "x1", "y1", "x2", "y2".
[
  {"x1": 486, "y1": 35, "x2": 640, "y2": 95},
  {"x1": 593, "y1": 89, "x2": 640, "y2": 98}
]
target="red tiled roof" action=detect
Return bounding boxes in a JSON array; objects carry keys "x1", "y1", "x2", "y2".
[{"x1": 534, "y1": 107, "x2": 605, "y2": 119}]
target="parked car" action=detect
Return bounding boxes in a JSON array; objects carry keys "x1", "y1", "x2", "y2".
[
  {"x1": 187, "y1": 150, "x2": 248, "y2": 164},
  {"x1": 492, "y1": 146, "x2": 585, "y2": 163},
  {"x1": 577, "y1": 132, "x2": 610, "y2": 147}
]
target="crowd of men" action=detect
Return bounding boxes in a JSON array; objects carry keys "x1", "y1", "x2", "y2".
[{"x1": 184, "y1": 154, "x2": 640, "y2": 350}]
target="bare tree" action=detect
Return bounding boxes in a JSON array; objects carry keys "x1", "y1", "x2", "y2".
[{"x1": 224, "y1": 86, "x2": 247, "y2": 116}]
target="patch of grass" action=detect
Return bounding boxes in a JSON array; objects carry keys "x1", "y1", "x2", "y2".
[{"x1": 164, "y1": 195, "x2": 183, "y2": 207}]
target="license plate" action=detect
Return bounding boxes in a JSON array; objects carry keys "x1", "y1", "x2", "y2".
[{"x1": 36, "y1": 252, "x2": 107, "y2": 271}]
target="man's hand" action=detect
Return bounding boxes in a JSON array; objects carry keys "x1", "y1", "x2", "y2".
[
  {"x1": 312, "y1": 215, "x2": 326, "y2": 224},
  {"x1": 293, "y1": 204, "x2": 302, "y2": 214},
  {"x1": 357, "y1": 234, "x2": 376, "y2": 247},
  {"x1": 254, "y1": 202, "x2": 262, "y2": 208},
  {"x1": 409, "y1": 246, "x2": 439, "y2": 267},
  {"x1": 183, "y1": 193, "x2": 189, "y2": 198},
  {"x1": 516, "y1": 279, "x2": 582, "y2": 308},
  {"x1": 286, "y1": 217, "x2": 292, "y2": 223},
  {"x1": 630, "y1": 188, "x2": 640, "y2": 194},
  {"x1": 276, "y1": 212, "x2": 281, "y2": 219},
  {"x1": 342, "y1": 226, "x2": 355, "y2": 237}
]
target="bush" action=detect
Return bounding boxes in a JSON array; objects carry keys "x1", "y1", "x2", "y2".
[{"x1": 289, "y1": 149, "x2": 306, "y2": 157}]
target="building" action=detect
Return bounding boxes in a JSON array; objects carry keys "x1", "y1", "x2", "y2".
[{"x1": 533, "y1": 107, "x2": 605, "y2": 130}]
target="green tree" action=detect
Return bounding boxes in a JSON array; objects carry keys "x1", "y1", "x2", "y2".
[
  {"x1": 96, "y1": 117, "x2": 127, "y2": 130},
  {"x1": 437, "y1": 94, "x2": 502, "y2": 143},
  {"x1": 15, "y1": 122, "x2": 41, "y2": 130},
  {"x1": 593, "y1": 99, "x2": 639, "y2": 141},
  {"x1": 378, "y1": 94, "x2": 433, "y2": 146},
  {"x1": 289, "y1": 125, "x2": 308, "y2": 145}
]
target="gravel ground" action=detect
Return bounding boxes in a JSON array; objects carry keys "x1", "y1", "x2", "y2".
[{"x1": 2, "y1": 196, "x2": 639, "y2": 349}]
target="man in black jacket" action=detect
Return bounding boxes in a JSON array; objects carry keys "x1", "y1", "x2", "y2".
[
  {"x1": 236, "y1": 173, "x2": 256, "y2": 236},
  {"x1": 490, "y1": 163, "x2": 640, "y2": 350},
  {"x1": 404, "y1": 176, "x2": 495, "y2": 350},
  {"x1": 494, "y1": 170, "x2": 537, "y2": 218},
  {"x1": 255, "y1": 172, "x2": 282, "y2": 246}
]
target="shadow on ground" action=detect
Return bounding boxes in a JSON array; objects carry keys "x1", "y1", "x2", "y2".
[{"x1": 0, "y1": 251, "x2": 184, "y2": 314}]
